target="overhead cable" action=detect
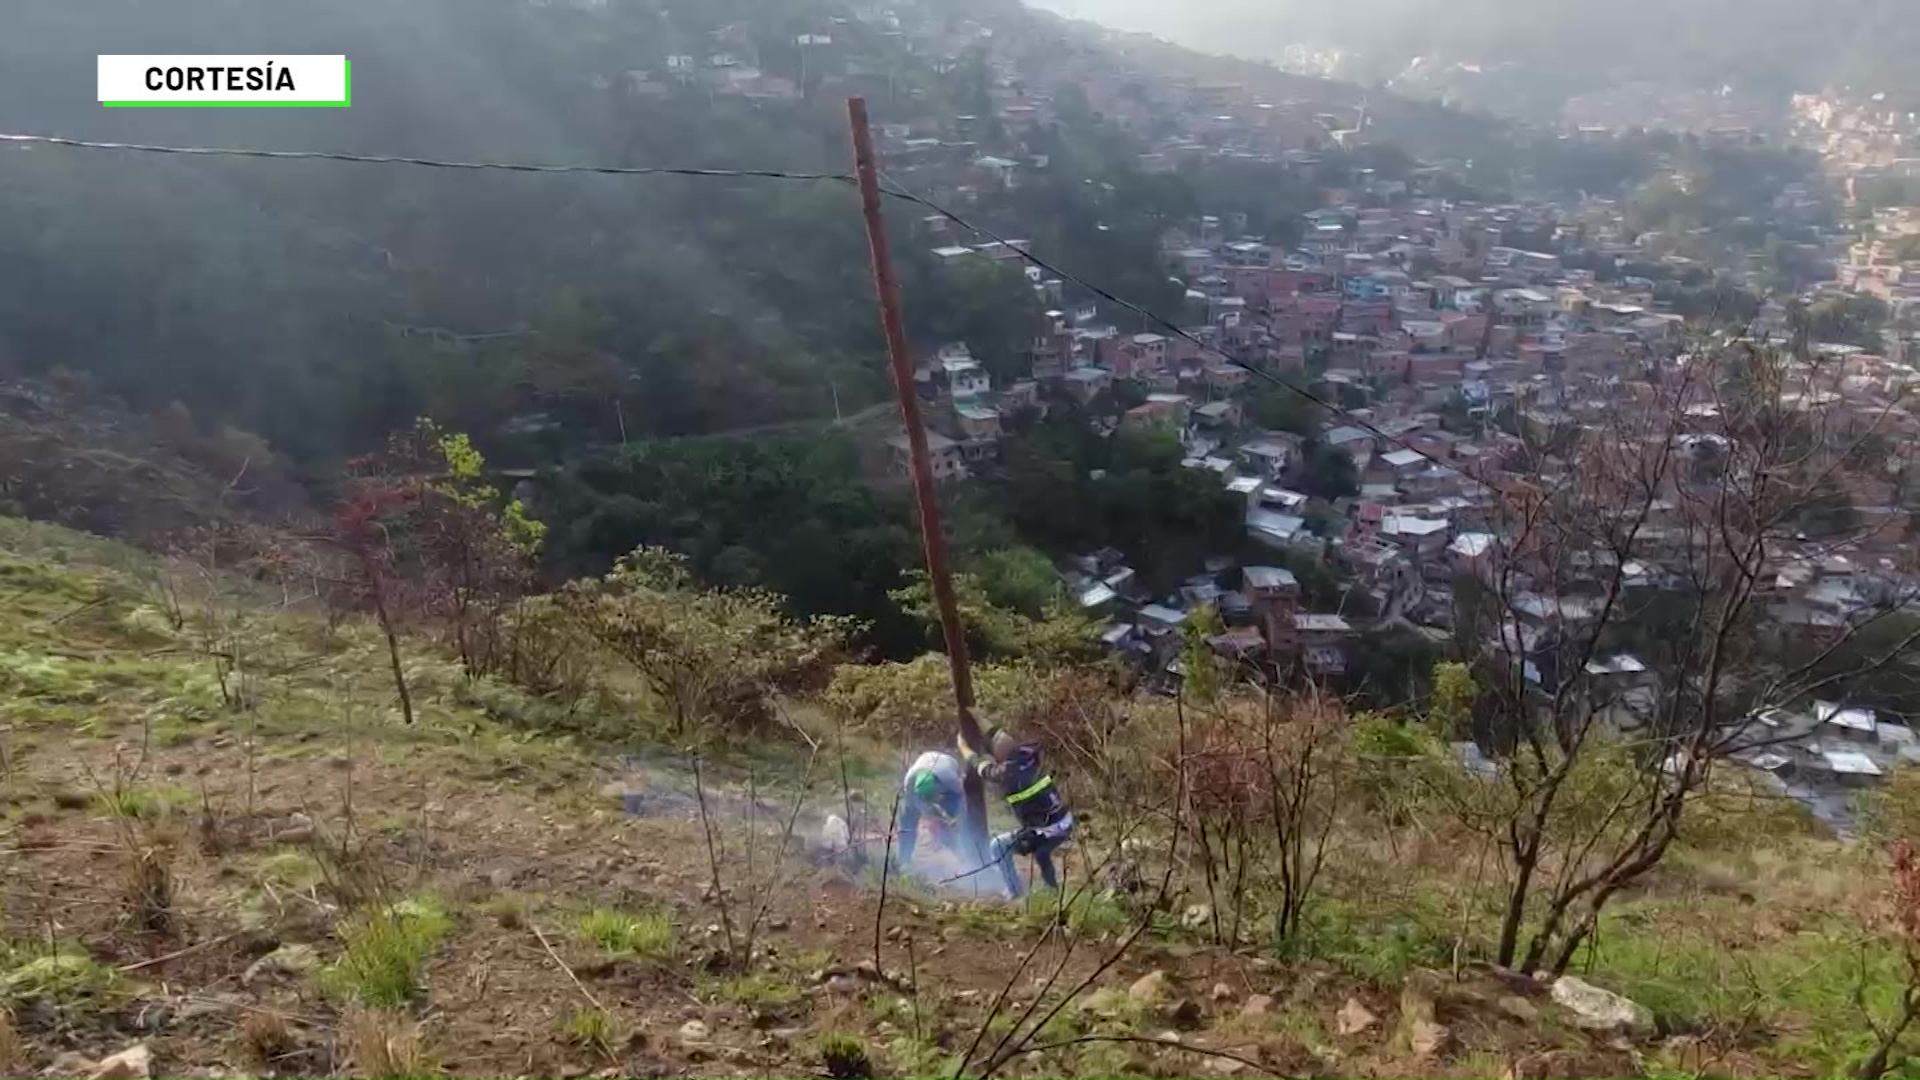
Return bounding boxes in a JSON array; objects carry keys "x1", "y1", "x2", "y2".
[
  {"x1": 2, "y1": 128, "x2": 1466, "y2": 473},
  {"x1": 0, "y1": 132, "x2": 861, "y2": 186}
]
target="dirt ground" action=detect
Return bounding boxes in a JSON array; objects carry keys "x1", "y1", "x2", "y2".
[
  {"x1": 3, "y1": 717, "x2": 1673, "y2": 1079},
  {"x1": 0, "y1": 520, "x2": 1672, "y2": 1079}
]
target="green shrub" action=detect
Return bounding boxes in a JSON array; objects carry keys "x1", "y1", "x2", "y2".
[
  {"x1": 1295, "y1": 895, "x2": 1451, "y2": 982},
  {"x1": 560, "y1": 1006, "x2": 619, "y2": 1055},
  {"x1": 322, "y1": 897, "x2": 453, "y2": 1007},
  {"x1": 0, "y1": 651, "x2": 99, "y2": 703},
  {"x1": 816, "y1": 1032, "x2": 874, "y2": 1080},
  {"x1": 256, "y1": 848, "x2": 327, "y2": 890},
  {"x1": 1590, "y1": 901, "x2": 1912, "y2": 1076},
  {"x1": 575, "y1": 908, "x2": 673, "y2": 960},
  {"x1": 95, "y1": 785, "x2": 190, "y2": 820},
  {"x1": 886, "y1": 1036, "x2": 962, "y2": 1078},
  {"x1": 1075, "y1": 986, "x2": 1144, "y2": 1028},
  {"x1": 713, "y1": 972, "x2": 802, "y2": 1009},
  {"x1": 0, "y1": 942, "x2": 117, "y2": 1009}
]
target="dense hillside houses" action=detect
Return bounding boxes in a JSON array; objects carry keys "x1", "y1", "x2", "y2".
[{"x1": 831, "y1": 22, "x2": 1920, "y2": 819}]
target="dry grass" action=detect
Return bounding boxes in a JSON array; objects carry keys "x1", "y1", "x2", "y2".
[
  {"x1": 342, "y1": 1008, "x2": 438, "y2": 1080},
  {"x1": 233, "y1": 1011, "x2": 297, "y2": 1069},
  {"x1": 5, "y1": 512, "x2": 1895, "y2": 1080},
  {"x1": 559, "y1": 1006, "x2": 619, "y2": 1058},
  {"x1": 121, "y1": 844, "x2": 174, "y2": 936},
  {"x1": 0, "y1": 1007, "x2": 23, "y2": 1075}
]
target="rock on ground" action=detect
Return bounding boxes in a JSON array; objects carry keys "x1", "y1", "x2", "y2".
[
  {"x1": 240, "y1": 943, "x2": 319, "y2": 986},
  {"x1": 1129, "y1": 969, "x2": 1170, "y2": 1004},
  {"x1": 1507, "y1": 1048, "x2": 1638, "y2": 1079},
  {"x1": 1399, "y1": 969, "x2": 1443, "y2": 1024},
  {"x1": 1409, "y1": 1018, "x2": 1451, "y2": 1057},
  {"x1": 1497, "y1": 994, "x2": 1540, "y2": 1023},
  {"x1": 86, "y1": 1044, "x2": 152, "y2": 1080},
  {"x1": 1101, "y1": 861, "x2": 1144, "y2": 894},
  {"x1": 818, "y1": 815, "x2": 851, "y2": 853},
  {"x1": 1336, "y1": 997, "x2": 1378, "y2": 1036},
  {"x1": 1550, "y1": 975, "x2": 1654, "y2": 1034}
]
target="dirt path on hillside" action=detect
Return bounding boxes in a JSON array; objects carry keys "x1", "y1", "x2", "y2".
[{"x1": 3, "y1": 727, "x2": 1333, "y2": 1079}]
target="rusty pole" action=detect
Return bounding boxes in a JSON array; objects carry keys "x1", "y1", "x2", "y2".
[{"x1": 846, "y1": 97, "x2": 994, "y2": 872}]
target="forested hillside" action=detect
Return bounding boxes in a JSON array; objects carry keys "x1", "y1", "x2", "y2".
[{"x1": 0, "y1": 0, "x2": 1046, "y2": 459}]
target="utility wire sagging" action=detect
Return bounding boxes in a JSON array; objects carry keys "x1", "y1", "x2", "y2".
[
  {"x1": 0, "y1": 132, "x2": 862, "y2": 185},
  {"x1": 0, "y1": 127, "x2": 1457, "y2": 475}
]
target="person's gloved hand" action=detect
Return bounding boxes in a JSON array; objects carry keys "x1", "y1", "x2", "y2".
[{"x1": 1010, "y1": 828, "x2": 1042, "y2": 855}]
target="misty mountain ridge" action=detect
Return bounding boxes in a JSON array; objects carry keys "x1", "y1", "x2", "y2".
[{"x1": 1043, "y1": 0, "x2": 1920, "y2": 123}]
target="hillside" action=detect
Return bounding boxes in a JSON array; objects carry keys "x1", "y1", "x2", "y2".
[
  {"x1": 1, "y1": 514, "x2": 1916, "y2": 1079},
  {"x1": 0, "y1": 0, "x2": 1051, "y2": 457},
  {"x1": 1055, "y1": 0, "x2": 1920, "y2": 124},
  {"x1": 0, "y1": 0, "x2": 1523, "y2": 469}
]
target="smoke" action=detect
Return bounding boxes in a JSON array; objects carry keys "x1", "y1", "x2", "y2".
[
  {"x1": 612, "y1": 756, "x2": 1007, "y2": 902},
  {"x1": 893, "y1": 834, "x2": 1006, "y2": 901}
]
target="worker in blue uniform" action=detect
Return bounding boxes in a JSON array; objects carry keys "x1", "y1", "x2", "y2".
[
  {"x1": 969, "y1": 727, "x2": 1075, "y2": 898},
  {"x1": 896, "y1": 749, "x2": 966, "y2": 873}
]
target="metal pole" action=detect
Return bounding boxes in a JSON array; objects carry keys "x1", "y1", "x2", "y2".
[{"x1": 846, "y1": 96, "x2": 994, "y2": 877}]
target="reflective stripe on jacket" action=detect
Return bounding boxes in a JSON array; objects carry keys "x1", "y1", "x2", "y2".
[{"x1": 998, "y1": 744, "x2": 1066, "y2": 827}]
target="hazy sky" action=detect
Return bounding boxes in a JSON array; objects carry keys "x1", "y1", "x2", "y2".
[
  {"x1": 1028, "y1": 0, "x2": 1166, "y2": 33},
  {"x1": 1025, "y1": 0, "x2": 1370, "y2": 63}
]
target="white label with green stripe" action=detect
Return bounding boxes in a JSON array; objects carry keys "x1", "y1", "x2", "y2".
[{"x1": 98, "y1": 55, "x2": 351, "y2": 108}]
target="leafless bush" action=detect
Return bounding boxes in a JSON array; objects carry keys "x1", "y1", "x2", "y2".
[
  {"x1": 1180, "y1": 687, "x2": 1347, "y2": 950},
  {"x1": 691, "y1": 749, "x2": 822, "y2": 969},
  {"x1": 1450, "y1": 337, "x2": 1920, "y2": 975},
  {"x1": 1859, "y1": 841, "x2": 1920, "y2": 1078}
]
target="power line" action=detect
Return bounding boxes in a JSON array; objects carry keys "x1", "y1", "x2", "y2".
[
  {"x1": 0, "y1": 132, "x2": 862, "y2": 186},
  {"x1": 3, "y1": 128, "x2": 1467, "y2": 473}
]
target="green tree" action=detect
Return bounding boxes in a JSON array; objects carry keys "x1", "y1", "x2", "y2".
[
  {"x1": 1797, "y1": 476, "x2": 1860, "y2": 538},
  {"x1": 892, "y1": 570, "x2": 1098, "y2": 665},
  {"x1": 1180, "y1": 606, "x2": 1226, "y2": 706},
  {"x1": 1292, "y1": 440, "x2": 1360, "y2": 502},
  {"x1": 1802, "y1": 293, "x2": 1891, "y2": 351},
  {"x1": 1343, "y1": 628, "x2": 1446, "y2": 711},
  {"x1": 542, "y1": 433, "x2": 923, "y2": 657},
  {"x1": 1429, "y1": 661, "x2": 1476, "y2": 735},
  {"x1": 560, "y1": 548, "x2": 857, "y2": 741},
  {"x1": 912, "y1": 258, "x2": 1044, "y2": 385},
  {"x1": 825, "y1": 655, "x2": 1051, "y2": 741},
  {"x1": 335, "y1": 419, "x2": 547, "y2": 702},
  {"x1": 977, "y1": 411, "x2": 1243, "y2": 594},
  {"x1": 971, "y1": 546, "x2": 1064, "y2": 617},
  {"x1": 1247, "y1": 378, "x2": 1324, "y2": 436}
]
